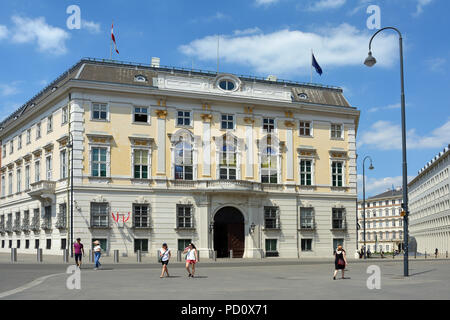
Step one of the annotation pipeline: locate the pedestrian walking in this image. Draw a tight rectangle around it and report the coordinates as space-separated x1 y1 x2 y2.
73 238 84 268
367 248 371 258
183 243 198 278
159 243 171 278
435 248 439 258
333 245 348 280
93 240 102 270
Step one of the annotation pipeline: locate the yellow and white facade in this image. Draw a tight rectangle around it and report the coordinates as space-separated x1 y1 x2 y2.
0 58 360 258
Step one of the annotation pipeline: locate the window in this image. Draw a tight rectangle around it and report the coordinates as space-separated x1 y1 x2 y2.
35 161 40 182
263 118 275 133
264 207 279 229
261 145 277 184
62 107 68 125
298 93 308 100
35 239 39 249
25 239 30 249
332 208 345 230
177 205 193 229
221 114 234 130
177 111 191 127
36 122 41 139
219 136 237 180
16 169 21 193
8 172 12 195
47 115 53 133
92 103 108 120
57 204 67 229
175 142 193 180
1 176 5 197
46 156 52 180
60 150 67 179
90 203 109 228
299 121 312 136
331 161 344 187
134 239 149 253
92 239 107 252
9 140 13 154
178 239 192 251
301 239 313 251
219 80 235 91
300 207 314 229
300 160 312 186
26 129 31 144
46 239 52 250
91 148 107 177
61 239 67 250
134 75 147 83
133 150 149 179
331 124 343 139
18 135 22 150
265 239 278 257
134 107 149 123
133 204 150 228
333 239 344 252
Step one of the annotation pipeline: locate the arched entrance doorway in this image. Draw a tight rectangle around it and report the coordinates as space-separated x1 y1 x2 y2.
214 207 245 258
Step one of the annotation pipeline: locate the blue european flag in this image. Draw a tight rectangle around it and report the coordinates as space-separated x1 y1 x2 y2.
312 54 323 76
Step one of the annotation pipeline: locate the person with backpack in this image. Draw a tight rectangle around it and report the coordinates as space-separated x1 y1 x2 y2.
159 243 171 278
333 245 348 280
183 243 198 278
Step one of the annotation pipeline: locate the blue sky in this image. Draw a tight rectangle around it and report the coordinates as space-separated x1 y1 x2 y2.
0 0 448 198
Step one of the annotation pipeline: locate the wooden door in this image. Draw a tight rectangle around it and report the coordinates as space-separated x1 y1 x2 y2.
228 223 244 258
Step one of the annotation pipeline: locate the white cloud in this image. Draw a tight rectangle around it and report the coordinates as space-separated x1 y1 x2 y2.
233 27 262 36
358 119 450 151
82 20 101 34
368 103 401 113
179 24 398 76
255 0 279 6
414 0 433 16
0 25 8 40
357 174 414 198
426 57 446 73
307 0 346 12
10 15 70 55
190 12 230 24
0 83 19 96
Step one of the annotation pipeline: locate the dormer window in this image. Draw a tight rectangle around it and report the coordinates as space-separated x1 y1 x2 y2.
219 80 235 91
298 93 308 100
134 75 147 83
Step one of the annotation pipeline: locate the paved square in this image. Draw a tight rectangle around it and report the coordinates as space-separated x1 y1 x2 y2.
1 259 449 300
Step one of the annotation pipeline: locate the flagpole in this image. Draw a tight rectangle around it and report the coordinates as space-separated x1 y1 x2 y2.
110 20 113 60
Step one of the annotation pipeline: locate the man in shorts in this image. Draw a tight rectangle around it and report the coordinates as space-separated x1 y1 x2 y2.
73 238 84 268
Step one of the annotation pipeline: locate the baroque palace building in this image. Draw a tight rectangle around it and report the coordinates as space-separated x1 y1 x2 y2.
357 188 404 253
0 58 359 258
409 145 450 254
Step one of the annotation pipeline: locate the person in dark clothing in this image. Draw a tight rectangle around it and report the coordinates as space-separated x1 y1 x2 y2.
333 245 348 280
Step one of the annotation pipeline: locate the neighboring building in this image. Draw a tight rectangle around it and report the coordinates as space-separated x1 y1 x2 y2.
357 188 404 253
409 145 450 254
0 58 360 258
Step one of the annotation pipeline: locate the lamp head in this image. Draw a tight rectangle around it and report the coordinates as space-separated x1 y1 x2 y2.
369 164 375 170
364 51 377 67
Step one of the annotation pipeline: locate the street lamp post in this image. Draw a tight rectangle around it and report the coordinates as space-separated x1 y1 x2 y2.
362 156 374 259
364 26 409 277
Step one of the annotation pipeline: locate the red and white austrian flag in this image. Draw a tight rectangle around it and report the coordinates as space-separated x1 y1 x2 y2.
111 23 119 54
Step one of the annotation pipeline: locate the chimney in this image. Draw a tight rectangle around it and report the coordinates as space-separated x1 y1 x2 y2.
151 57 160 68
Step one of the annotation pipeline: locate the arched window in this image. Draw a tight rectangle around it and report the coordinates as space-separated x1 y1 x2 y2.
261 136 278 184
175 141 193 180
219 135 237 180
